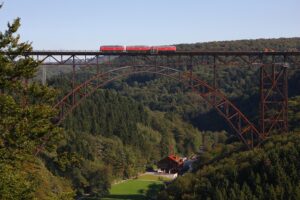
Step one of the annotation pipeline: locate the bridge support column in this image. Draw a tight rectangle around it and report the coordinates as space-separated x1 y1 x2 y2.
213 56 218 105
213 56 217 89
188 56 193 88
42 65 47 85
260 62 288 136
72 55 76 106
96 55 99 74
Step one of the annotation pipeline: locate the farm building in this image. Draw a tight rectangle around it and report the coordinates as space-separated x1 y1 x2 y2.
157 154 184 174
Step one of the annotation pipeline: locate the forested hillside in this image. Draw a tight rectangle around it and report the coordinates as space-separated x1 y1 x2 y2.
156 95 300 200
158 132 300 200
176 38 300 51
42 38 300 199
41 89 203 198
1 15 299 200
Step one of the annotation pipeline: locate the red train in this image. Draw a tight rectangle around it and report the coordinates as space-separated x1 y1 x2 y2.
99 45 176 53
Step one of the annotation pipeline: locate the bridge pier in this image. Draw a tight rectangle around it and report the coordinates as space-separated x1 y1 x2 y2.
42 65 47 85
72 56 76 106
259 62 289 136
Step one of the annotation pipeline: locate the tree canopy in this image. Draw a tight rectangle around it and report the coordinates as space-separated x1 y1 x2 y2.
0 13 66 199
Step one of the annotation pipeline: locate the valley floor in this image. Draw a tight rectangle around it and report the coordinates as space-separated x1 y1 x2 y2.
101 174 171 200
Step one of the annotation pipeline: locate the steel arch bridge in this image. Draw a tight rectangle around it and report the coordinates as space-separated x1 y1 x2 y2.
54 65 262 148
3 50 300 149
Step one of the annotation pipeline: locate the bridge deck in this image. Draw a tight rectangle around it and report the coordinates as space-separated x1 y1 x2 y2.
3 50 300 56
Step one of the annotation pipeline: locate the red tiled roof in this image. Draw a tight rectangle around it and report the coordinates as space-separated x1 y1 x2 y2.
167 154 183 165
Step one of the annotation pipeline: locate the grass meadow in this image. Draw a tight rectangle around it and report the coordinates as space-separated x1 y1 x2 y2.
101 174 171 200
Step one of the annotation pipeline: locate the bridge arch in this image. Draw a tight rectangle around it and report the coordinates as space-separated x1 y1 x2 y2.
54 65 263 148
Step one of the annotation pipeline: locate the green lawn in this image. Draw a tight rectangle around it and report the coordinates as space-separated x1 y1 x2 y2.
101 174 167 200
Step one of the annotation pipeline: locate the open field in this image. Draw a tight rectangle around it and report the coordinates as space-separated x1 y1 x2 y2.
101 174 171 200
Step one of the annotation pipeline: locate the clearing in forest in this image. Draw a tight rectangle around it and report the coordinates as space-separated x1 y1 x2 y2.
102 174 171 200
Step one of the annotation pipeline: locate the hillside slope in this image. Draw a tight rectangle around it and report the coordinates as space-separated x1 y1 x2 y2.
41 38 300 199
158 131 300 200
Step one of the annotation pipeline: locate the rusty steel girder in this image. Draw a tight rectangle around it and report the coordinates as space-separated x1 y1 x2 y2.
51 65 263 149
23 51 299 154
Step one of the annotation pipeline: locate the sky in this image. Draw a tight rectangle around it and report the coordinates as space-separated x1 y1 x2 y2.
0 0 299 50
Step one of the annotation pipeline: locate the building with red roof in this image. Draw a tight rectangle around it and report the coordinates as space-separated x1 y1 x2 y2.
157 154 184 174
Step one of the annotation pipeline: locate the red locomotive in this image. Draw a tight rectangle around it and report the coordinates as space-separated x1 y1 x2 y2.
152 46 177 52
100 45 125 52
99 45 176 53
126 46 152 52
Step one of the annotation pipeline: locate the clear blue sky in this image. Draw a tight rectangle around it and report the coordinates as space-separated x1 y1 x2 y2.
0 0 299 50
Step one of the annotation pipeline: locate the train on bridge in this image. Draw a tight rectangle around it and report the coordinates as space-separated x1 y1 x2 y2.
99 45 176 53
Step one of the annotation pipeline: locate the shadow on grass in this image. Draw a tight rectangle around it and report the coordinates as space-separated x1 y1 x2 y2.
146 183 164 200
103 194 146 200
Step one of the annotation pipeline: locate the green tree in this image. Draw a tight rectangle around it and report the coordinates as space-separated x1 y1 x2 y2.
0 8 60 199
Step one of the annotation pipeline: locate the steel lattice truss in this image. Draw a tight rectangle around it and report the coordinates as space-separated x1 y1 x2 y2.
11 50 300 67
51 65 261 149
260 64 288 137
2 50 300 151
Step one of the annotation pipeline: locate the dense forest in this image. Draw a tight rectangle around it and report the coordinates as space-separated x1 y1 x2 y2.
41 90 203 198
1 11 300 199
43 38 300 199
158 131 300 200
157 95 300 200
